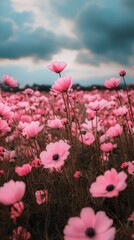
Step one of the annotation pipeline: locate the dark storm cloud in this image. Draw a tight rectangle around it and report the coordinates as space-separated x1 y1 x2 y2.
0 19 14 41
0 25 80 60
75 0 134 65
0 0 80 60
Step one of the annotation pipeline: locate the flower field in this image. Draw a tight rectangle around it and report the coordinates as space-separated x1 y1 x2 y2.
0 62 134 240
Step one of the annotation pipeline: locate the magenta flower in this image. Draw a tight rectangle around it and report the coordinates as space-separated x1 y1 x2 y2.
40 140 71 170
89 168 127 198
51 76 72 93
104 77 120 89
48 61 67 73
73 171 81 180
35 190 48 205
0 180 26 205
15 164 32 176
64 207 116 240
2 75 18 87
119 70 126 77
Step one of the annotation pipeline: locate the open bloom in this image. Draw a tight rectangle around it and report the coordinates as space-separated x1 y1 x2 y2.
0 180 26 205
2 75 18 87
104 77 120 89
48 61 67 73
22 121 44 138
40 140 70 169
51 76 72 93
47 117 64 129
87 99 107 111
64 207 116 240
89 168 127 198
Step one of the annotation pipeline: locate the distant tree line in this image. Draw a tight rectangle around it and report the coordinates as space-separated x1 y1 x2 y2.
0 83 134 92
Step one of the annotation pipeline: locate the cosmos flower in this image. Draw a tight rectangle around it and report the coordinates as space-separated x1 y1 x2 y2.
40 140 70 170
10 226 31 240
51 76 72 93
48 61 67 73
64 207 116 240
15 164 32 176
79 132 95 146
106 124 123 138
10 201 24 222
2 75 18 87
89 168 127 198
104 77 120 89
0 180 26 205
100 142 114 152
22 121 44 138
35 190 48 205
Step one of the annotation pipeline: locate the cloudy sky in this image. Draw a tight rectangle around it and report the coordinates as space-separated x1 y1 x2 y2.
0 0 134 86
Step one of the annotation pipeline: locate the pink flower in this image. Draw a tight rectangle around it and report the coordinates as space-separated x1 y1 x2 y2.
48 61 67 73
127 161 134 175
15 164 32 176
100 142 114 152
0 169 4 174
79 132 95 146
35 190 48 205
113 106 128 116
87 99 107 111
23 88 34 95
0 119 11 135
47 117 64 129
10 226 31 240
119 70 126 77
31 158 42 167
64 207 116 240
51 76 72 93
0 103 13 119
10 201 24 222
22 121 44 138
106 124 123 138
128 212 134 221
40 140 70 170
0 180 26 205
73 171 81 179
120 162 129 169
2 75 18 87
104 78 120 89
89 168 127 198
